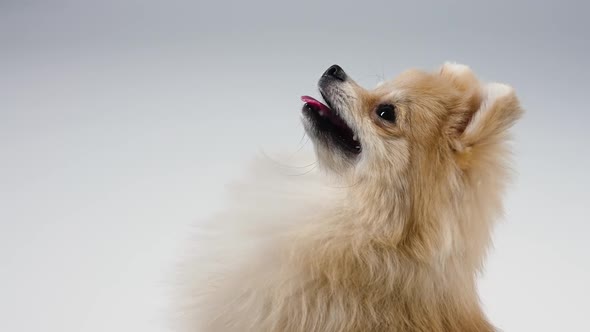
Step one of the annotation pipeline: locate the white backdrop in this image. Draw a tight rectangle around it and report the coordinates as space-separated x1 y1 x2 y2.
1 1 589 331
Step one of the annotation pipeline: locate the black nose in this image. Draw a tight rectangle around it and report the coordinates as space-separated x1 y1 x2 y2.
323 64 346 81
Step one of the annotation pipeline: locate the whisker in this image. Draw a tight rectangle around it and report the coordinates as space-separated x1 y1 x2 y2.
295 131 308 150
285 163 318 176
326 179 361 189
286 130 311 160
259 149 318 169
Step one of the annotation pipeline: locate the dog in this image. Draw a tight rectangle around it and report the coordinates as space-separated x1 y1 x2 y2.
173 63 523 331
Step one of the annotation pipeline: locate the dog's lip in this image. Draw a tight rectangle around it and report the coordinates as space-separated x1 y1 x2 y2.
301 95 361 154
301 96 331 116
301 95 349 131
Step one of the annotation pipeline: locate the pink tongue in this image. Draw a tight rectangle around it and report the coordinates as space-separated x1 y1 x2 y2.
301 95 331 114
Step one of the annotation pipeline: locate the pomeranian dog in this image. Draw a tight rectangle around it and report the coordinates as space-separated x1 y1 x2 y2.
174 63 523 332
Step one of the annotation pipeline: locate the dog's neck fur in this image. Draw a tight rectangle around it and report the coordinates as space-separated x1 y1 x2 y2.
294 163 497 331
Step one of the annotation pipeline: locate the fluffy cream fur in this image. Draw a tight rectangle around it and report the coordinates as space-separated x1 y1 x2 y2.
173 63 523 332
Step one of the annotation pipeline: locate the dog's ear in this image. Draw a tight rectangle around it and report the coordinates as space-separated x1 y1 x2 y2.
460 82 522 149
439 62 480 95
439 63 523 152
439 63 484 140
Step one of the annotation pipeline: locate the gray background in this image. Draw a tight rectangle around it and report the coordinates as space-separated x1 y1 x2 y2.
1 0 589 331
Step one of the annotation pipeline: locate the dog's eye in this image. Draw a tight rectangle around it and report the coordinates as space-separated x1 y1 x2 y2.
376 104 396 123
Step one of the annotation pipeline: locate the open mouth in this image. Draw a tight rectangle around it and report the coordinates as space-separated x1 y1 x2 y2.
301 95 361 154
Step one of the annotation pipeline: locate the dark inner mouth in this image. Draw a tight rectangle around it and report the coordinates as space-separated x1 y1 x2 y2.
301 95 361 154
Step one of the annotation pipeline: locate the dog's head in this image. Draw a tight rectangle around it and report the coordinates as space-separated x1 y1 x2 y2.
302 63 522 185
302 63 523 260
